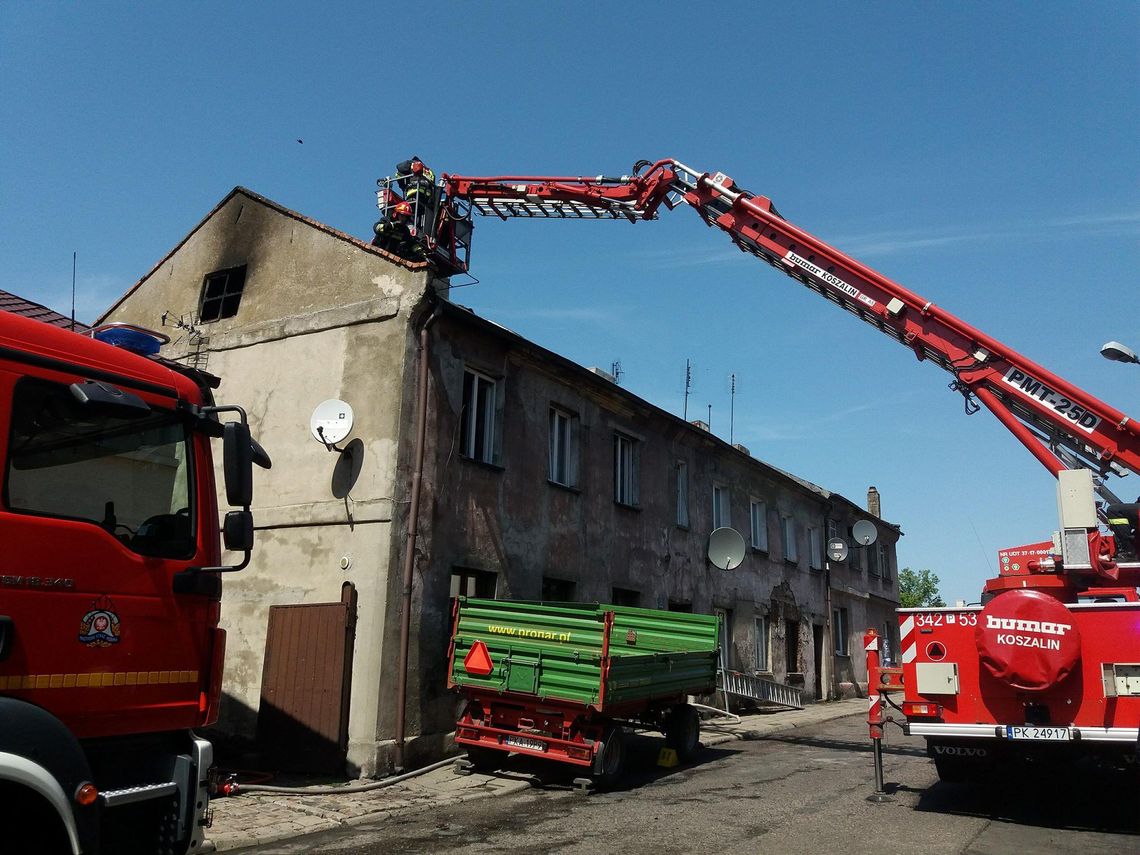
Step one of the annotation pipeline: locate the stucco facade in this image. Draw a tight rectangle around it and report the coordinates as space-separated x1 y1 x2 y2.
101 187 900 776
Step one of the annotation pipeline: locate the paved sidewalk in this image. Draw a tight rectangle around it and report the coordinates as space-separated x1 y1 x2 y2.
204 698 866 852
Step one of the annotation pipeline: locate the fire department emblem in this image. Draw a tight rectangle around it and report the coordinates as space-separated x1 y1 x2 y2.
79 596 122 647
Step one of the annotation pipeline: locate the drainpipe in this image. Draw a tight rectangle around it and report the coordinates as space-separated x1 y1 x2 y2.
394 299 441 770
823 503 834 701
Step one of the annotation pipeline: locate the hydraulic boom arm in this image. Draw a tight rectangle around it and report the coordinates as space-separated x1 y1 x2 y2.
435 159 1140 486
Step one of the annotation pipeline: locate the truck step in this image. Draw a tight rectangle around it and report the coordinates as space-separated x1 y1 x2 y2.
100 781 180 807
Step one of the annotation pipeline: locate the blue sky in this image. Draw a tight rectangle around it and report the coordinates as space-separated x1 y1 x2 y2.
2 2 1137 604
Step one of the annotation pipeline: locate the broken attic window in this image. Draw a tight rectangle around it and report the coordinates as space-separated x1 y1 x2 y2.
199 265 247 322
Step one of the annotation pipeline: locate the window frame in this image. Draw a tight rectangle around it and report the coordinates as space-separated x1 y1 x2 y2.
809 526 823 570
832 606 850 656
548 406 578 488
782 515 798 563
613 432 639 507
460 368 500 465
712 484 730 530
755 615 770 672
198 264 247 323
675 460 689 528
750 499 768 551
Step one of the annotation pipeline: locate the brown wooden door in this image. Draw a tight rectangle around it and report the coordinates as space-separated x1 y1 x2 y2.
257 583 357 774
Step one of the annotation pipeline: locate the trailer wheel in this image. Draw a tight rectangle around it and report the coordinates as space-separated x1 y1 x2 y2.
665 704 701 761
464 745 502 773
593 727 627 788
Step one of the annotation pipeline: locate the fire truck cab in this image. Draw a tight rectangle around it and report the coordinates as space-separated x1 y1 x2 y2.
0 312 267 854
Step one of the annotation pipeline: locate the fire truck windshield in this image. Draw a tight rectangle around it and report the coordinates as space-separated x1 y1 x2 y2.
6 378 195 559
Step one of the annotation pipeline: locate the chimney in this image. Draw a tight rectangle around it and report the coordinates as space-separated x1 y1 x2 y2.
867 486 881 518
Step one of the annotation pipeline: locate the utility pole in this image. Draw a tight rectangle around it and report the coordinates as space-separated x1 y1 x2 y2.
730 373 736 445
683 358 692 420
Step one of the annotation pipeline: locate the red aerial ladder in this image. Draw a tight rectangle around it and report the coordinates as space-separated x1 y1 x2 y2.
377 157 1139 574
375 157 1140 781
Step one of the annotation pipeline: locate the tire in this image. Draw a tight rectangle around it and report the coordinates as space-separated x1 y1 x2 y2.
592 726 627 788
464 745 502 772
665 704 701 762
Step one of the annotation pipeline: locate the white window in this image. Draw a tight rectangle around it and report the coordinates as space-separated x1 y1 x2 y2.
461 369 498 464
809 527 823 570
782 516 797 563
712 485 731 529
755 615 770 671
833 607 850 656
548 407 578 487
750 500 768 551
675 461 689 528
613 433 639 506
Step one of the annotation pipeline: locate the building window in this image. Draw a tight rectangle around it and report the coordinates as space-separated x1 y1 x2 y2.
782 516 798 563
199 265 247 322
750 500 768 551
712 484 730 529
450 567 497 598
548 407 578 487
833 607 850 656
880 544 892 580
611 587 641 607
542 577 577 601
461 369 499 464
714 608 732 670
667 600 692 613
827 519 839 542
675 461 689 528
809 527 823 570
613 433 639 506
867 541 881 576
755 615 770 671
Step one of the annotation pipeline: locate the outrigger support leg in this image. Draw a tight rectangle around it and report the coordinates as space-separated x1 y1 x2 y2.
865 629 895 804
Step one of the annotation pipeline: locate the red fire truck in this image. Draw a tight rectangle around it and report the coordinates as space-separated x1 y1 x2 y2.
374 157 1140 779
0 312 268 853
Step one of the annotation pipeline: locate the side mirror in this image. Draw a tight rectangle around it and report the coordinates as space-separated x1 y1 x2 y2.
223 510 254 552
223 422 254 507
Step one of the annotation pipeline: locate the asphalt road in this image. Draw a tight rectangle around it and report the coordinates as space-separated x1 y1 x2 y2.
235 714 1139 855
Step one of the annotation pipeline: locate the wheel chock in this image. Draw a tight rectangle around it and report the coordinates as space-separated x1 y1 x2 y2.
657 747 679 768
572 776 594 793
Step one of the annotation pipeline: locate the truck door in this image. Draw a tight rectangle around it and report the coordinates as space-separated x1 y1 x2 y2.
0 365 213 738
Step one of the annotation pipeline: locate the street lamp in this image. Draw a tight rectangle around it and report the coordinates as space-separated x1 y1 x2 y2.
1100 341 1139 365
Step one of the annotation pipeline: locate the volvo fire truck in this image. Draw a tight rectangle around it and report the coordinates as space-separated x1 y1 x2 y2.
374 157 1140 778
0 313 268 853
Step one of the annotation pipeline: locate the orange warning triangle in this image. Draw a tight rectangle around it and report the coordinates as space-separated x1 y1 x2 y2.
463 640 494 676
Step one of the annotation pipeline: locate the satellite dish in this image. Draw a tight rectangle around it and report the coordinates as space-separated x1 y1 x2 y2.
827 537 849 563
708 527 747 571
852 520 878 547
310 399 354 446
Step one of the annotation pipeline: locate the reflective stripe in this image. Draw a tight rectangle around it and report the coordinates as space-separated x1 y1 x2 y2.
0 670 198 690
900 615 915 641
901 643 917 664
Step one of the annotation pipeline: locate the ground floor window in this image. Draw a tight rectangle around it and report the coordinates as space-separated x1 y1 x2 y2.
755 615 770 671
450 567 497 598
832 607 850 656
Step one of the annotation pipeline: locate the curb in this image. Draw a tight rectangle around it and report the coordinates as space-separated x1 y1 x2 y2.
209 701 864 852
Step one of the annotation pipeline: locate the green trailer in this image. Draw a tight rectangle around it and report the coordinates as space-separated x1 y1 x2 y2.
448 597 719 785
